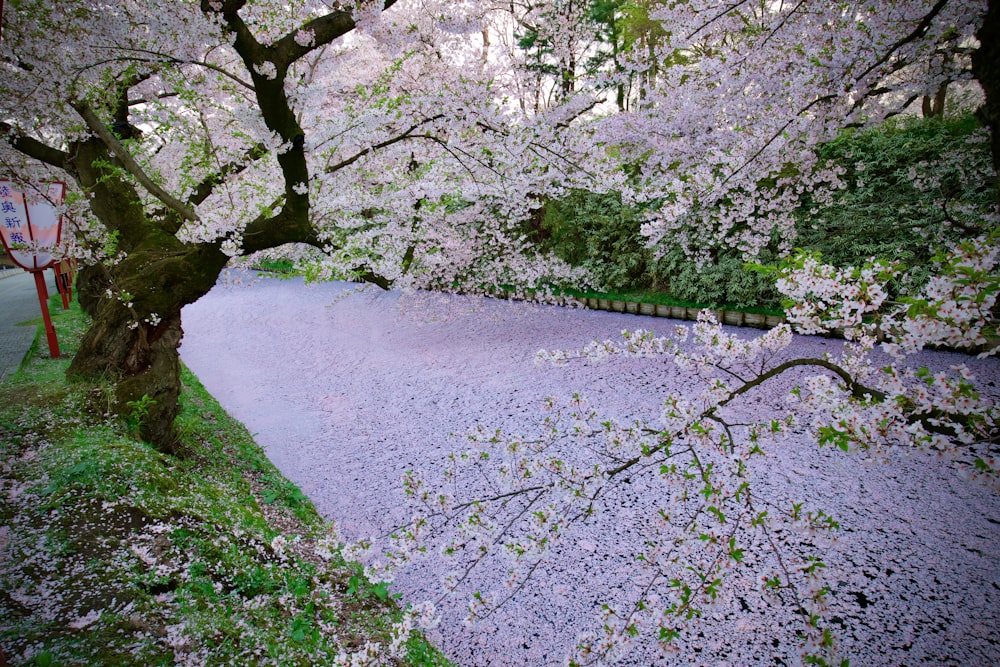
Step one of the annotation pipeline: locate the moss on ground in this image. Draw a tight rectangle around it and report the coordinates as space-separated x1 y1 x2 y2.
0 296 450 667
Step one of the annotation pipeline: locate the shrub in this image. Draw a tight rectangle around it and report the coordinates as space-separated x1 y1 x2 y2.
536 113 994 311
796 113 995 293
539 190 648 291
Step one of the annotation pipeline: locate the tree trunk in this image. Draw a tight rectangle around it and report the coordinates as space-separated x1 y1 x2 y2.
921 82 948 118
973 0 1000 190
66 139 229 454
69 246 228 452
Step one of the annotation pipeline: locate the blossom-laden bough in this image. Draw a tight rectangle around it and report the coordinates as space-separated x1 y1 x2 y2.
351 237 998 666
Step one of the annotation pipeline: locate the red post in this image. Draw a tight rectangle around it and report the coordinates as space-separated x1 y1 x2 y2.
52 265 69 309
33 269 60 358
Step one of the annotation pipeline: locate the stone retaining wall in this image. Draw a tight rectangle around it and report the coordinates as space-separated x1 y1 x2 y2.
568 295 997 354
574 296 785 330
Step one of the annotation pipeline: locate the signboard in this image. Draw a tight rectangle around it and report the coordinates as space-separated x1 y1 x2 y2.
0 180 67 359
0 180 66 270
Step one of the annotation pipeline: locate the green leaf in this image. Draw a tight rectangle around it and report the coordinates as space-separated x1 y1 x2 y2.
817 426 850 452
373 581 391 601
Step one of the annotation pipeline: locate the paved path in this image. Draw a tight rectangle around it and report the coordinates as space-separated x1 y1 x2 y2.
0 269 59 381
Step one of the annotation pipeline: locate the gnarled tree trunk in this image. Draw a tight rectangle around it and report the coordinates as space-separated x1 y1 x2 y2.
70 249 229 452
67 139 229 453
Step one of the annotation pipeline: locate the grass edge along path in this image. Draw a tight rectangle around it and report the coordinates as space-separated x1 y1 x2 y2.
0 297 451 667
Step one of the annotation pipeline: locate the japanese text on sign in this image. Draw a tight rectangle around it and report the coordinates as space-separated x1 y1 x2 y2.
0 181 66 271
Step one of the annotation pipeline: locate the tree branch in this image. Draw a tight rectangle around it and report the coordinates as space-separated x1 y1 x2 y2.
72 102 199 222
718 357 886 406
271 9 365 66
686 0 753 40
1 123 71 170
718 93 838 190
324 116 444 174
113 48 257 91
603 358 886 480
187 142 268 207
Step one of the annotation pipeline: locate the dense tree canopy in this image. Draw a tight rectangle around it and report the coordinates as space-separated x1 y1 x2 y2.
2 0 998 663
0 0 598 447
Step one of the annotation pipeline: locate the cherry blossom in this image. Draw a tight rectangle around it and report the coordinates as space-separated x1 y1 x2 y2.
1 0 997 664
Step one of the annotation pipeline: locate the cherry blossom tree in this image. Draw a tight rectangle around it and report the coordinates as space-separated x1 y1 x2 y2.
0 0 596 450
352 1 1000 665
2 1 998 661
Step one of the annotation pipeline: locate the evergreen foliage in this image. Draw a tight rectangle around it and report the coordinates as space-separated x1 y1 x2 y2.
539 190 648 291
797 113 995 292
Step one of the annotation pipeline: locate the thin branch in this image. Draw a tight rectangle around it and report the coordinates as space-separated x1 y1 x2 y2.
604 358 884 480
686 0 753 40
717 357 885 407
453 484 549 512
436 488 546 606
324 115 444 174
108 47 257 91
187 142 268 207
759 0 808 48
128 91 181 105
718 93 838 190
473 557 545 620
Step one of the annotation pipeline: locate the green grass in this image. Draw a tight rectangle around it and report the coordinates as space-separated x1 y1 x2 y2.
249 258 299 276
0 296 451 667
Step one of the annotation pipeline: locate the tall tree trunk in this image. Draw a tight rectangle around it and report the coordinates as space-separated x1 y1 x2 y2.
973 0 1000 190
67 139 229 453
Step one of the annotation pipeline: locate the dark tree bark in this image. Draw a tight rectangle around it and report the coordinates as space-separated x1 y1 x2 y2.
973 0 1000 191
921 82 948 118
66 138 230 452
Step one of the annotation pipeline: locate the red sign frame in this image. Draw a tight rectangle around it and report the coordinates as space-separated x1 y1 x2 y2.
0 180 67 358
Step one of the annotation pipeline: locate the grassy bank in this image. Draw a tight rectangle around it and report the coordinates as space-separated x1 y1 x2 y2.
0 298 449 666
